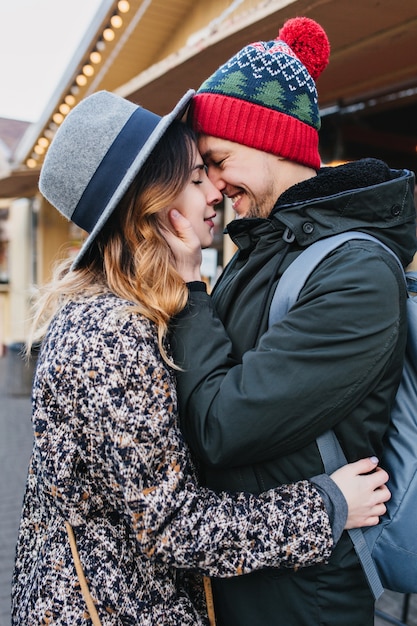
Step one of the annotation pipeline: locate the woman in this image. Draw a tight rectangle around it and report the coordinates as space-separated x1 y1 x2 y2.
11 90 389 626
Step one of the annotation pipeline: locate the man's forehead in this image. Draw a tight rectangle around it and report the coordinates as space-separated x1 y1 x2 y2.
198 135 233 159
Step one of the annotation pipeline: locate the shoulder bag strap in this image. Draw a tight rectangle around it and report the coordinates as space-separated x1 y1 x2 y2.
65 521 102 626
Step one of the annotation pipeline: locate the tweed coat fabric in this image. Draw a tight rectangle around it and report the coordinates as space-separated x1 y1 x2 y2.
11 293 334 625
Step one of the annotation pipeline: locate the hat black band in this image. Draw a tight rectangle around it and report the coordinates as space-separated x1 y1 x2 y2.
72 107 161 233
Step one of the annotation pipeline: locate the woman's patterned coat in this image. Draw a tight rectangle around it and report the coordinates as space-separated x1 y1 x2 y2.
12 293 333 625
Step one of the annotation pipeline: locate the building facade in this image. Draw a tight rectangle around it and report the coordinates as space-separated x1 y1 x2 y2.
0 0 416 351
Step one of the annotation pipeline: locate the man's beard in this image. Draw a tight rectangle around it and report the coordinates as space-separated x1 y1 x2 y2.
243 192 276 219
243 205 265 219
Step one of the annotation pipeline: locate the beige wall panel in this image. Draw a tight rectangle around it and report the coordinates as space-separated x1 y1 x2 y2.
8 198 32 342
36 199 71 285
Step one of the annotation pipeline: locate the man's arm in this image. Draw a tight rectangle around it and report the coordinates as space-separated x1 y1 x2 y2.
171 242 404 467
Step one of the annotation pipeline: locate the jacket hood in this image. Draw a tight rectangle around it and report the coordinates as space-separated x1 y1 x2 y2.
228 158 417 267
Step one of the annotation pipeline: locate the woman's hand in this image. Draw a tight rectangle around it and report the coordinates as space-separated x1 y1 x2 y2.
330 457 391 529
162 209 203 282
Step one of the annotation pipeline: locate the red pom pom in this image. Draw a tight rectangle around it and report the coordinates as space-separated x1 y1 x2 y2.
278 17 330 80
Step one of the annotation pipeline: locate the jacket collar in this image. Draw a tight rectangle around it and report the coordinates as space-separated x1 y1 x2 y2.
275 158 397 208
225 158 417 266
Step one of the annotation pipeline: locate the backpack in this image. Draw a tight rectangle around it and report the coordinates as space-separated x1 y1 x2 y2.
269 231 417 598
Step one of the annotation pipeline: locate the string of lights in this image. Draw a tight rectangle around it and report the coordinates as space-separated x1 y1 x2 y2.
26 0 130 169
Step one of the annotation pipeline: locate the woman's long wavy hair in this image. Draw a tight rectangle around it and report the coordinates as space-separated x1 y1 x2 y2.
28 120 197 366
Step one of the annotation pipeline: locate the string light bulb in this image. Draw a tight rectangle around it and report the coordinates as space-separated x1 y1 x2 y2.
103 27 115 41
90 50 102 64
75 74 88 86
52 112 64 125
82 63 95 77
59 103 71 115
111 14 123 28
118 0 130 12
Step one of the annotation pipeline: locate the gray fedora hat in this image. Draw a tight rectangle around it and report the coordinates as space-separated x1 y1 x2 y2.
39 89 195 269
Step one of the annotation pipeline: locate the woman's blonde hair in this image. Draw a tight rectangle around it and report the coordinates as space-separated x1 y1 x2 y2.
28 121 197 366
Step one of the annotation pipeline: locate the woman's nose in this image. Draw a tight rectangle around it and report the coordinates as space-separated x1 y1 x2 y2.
207 179 224 205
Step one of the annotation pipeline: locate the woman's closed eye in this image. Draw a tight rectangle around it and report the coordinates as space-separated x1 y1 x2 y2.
192 163 207 185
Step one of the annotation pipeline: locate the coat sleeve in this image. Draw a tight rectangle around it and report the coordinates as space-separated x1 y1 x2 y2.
41 305 336 578
170 241 406 466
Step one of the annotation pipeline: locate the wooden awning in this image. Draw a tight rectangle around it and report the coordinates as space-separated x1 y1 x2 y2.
3 0 417 198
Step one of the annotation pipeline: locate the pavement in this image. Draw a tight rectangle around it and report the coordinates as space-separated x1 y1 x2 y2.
0 351 415 626
0 352 33 626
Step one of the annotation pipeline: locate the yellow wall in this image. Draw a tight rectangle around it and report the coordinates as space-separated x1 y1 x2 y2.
36 199 74 285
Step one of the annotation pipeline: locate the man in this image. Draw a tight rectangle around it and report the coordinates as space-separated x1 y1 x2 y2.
167 17 417 626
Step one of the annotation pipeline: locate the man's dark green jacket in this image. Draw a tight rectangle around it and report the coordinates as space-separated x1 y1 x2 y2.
171 158 417 626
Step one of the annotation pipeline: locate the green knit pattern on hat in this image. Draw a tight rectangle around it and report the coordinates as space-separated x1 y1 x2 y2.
197 40 320 129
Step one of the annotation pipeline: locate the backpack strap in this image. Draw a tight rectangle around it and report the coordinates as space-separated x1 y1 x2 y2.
269 231 402 600
316 431 384 599
269 231 403 326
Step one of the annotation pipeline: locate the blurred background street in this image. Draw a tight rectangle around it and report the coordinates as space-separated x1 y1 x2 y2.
0 353 32 626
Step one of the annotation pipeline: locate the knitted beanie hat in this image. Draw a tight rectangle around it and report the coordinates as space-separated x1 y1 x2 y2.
189 17 330 170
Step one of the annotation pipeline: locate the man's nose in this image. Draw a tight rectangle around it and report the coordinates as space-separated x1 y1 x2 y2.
207 167 226 192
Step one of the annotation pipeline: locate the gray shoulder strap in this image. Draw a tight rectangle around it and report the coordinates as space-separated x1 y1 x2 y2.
269 231 403 327
268 230 397 600
316 429 384 598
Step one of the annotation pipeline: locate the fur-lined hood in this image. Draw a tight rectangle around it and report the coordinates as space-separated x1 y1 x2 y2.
228 158 417 268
